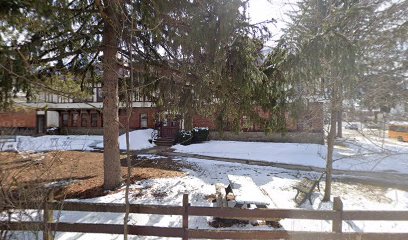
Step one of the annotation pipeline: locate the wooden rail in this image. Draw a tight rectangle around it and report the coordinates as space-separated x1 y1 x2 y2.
2 193 408 240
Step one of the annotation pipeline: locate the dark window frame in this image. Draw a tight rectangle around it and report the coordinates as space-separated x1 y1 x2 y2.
61 112 69 127
81 112 88 127
140 113 148 128
96 87 103 102
91 113 98 127
72 112 79 127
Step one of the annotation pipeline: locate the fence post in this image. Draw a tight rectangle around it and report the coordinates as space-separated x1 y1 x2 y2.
43 190 54 240
332 197 343 233
182 194 189 240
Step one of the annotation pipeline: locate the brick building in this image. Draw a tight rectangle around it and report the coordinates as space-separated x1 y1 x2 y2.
191 102 324 144
0 87 324 143
0 86 157 135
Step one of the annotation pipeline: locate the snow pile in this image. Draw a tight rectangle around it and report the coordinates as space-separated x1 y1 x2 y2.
96 129 155 150
16 135 103 152
1 129 155 153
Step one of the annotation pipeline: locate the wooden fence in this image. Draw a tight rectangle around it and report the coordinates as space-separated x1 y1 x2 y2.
1 193 408 240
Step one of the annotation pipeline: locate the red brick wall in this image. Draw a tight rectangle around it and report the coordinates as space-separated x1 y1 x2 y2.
286 102 324 132
119 108 158 129
193 115 216 130
0 109 37 128
192 102 324 133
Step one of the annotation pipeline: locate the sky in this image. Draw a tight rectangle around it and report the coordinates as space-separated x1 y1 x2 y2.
247 0 298 46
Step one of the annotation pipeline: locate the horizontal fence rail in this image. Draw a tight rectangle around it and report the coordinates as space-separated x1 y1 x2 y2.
2 194 408 240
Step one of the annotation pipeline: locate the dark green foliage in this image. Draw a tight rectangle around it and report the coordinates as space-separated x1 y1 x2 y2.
0 0 289 136
212 36 288 133
175 127 209 145
175 130 193 145
192 128 209 143
357 0 408 110
0 0 102 110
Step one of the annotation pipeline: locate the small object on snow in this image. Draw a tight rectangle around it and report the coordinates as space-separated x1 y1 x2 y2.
214 183 227 207
0 135 18 152
345 123 359 130
227 199 237 208
226 192 235 201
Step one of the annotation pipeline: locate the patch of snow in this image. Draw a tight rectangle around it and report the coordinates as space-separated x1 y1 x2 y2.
96 129 155 151
389 121 408 126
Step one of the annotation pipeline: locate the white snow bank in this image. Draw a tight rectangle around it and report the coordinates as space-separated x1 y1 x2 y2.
15 135 103 152
96 129 155 150
0 129 155 153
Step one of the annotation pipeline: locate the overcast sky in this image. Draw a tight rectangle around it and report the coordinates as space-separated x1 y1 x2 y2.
247 0 298 46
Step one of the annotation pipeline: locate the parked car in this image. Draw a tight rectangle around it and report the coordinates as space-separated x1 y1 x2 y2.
345 123 359 130
46 127 60 135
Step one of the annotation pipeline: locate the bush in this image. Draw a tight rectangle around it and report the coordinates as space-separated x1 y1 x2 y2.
192 127 209 143
175 128 209 145
175 130 193 145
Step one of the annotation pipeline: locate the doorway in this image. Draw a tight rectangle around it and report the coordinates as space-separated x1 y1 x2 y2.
37 115 46 134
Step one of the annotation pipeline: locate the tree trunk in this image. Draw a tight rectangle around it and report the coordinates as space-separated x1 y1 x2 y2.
323 100 337 202
184 109 193 131
337 82 343 138
182 87 194 131
337 109 342 138
102 2 121 190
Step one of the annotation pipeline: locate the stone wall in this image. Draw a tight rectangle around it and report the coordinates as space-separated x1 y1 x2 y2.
0 128 37 136
209 131 324 144
60 127 104 135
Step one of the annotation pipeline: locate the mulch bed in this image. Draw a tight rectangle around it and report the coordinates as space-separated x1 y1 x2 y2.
0 151 187 200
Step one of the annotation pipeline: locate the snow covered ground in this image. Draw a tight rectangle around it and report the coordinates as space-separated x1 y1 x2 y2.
174 128 408 174
4 127 408 239
2 129 155 152
6 156 408 239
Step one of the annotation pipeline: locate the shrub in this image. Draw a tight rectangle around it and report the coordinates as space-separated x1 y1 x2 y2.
175 130 193 145
192 127 209 143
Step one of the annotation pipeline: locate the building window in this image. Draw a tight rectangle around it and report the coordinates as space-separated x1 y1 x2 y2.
140 113 148 128
91 113 98 127
72 112 79 127
119 109 127 116
62 112 69 127
96 87 103 102
81 112 88 127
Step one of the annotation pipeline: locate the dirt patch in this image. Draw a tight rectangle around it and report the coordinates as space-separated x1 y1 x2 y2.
332 181 392 203
0 151 186 200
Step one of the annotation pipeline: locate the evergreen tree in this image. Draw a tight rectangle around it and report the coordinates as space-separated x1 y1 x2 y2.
358 0 408 111
142 1 286 132
280 0 374 201
0 0 287 190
